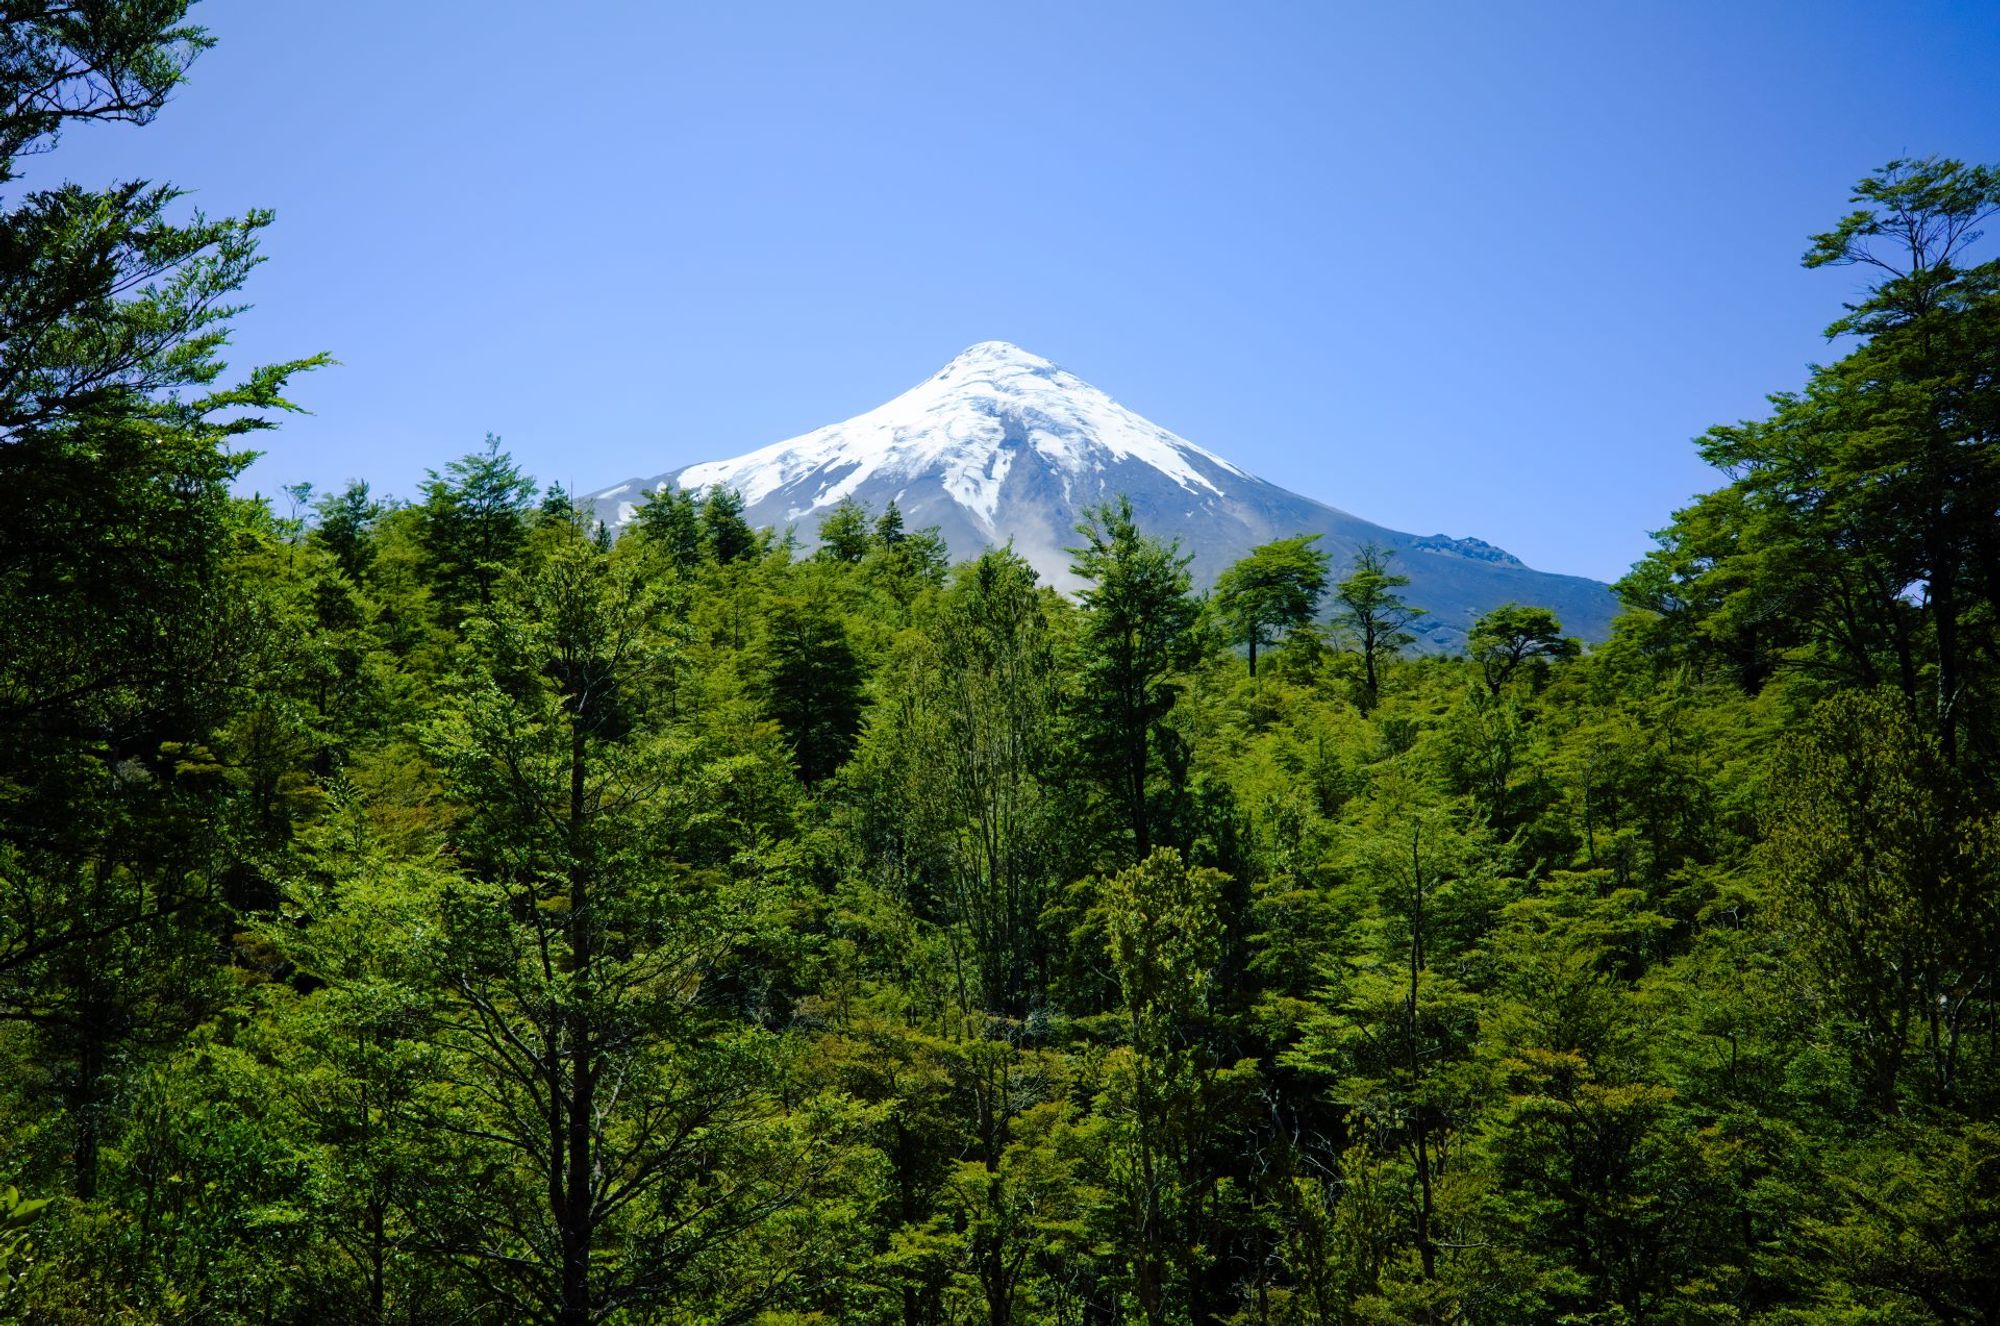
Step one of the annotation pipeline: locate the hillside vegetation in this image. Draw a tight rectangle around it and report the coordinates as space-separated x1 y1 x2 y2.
2 6 1999 1325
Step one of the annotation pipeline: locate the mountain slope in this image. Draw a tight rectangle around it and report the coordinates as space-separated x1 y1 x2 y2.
588 341 1620 647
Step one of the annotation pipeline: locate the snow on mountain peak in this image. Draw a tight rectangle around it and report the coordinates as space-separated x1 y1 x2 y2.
934 340 1056 376
657 342 1246 529
587 342 1624 647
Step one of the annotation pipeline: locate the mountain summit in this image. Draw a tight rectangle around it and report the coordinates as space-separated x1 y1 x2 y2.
589 342 1619 646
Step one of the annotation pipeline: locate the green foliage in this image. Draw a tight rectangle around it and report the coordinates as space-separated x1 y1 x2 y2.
760 591 867 785
1068 496 1203 857
408 523 866 1321
1213 534 1331 677
1097 848 1256 1325
1467 603 1579 696
701 483 757 564
310 479 381 581
1791 1122 2000 1323
0 0 321 1218
633 482 704 570
416 434 536 612
1625 157 2000 771
0 1183 50 1314
1763 691 1996 1110
851 548 1072 1012
867 512 951 593
876 497 907 546
816 496 874 563
2 34 1995 1321
1334 543 1424 702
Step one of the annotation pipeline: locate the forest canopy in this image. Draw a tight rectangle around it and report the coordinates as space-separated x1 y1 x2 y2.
2 6 1999 1325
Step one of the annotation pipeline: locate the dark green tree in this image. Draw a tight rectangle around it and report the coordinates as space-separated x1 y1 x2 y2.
1624 157 2000 770
875 498 906 547
867 517 951 596
760 595 867 786
0 0 322 1203
633 484 703 571
312 480 382 582
701 485 756 564
815 497 873 563
1764 691 1995 1109
1212 535 1330 677
537 480 576 525
1069 497 1202 858
417 434 536 613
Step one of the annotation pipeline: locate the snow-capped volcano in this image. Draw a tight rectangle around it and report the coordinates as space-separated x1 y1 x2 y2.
674 340 1244 528
589 342 1620 646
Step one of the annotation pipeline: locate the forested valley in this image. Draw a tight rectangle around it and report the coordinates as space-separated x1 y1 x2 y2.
3 7 1999 1325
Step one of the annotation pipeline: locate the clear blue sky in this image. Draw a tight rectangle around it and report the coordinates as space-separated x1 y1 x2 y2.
47 0 2000 581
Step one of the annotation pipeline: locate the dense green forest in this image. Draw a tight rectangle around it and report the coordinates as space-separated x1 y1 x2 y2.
2 7 1998 1325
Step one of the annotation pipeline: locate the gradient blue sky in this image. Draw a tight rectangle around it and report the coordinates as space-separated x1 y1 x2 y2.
46 1 2000 581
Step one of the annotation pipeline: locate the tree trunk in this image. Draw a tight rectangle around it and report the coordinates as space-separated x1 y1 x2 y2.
1409 827 1437 1286
367 1197 387 1325
559 722 594 1326
69 1001 108 1199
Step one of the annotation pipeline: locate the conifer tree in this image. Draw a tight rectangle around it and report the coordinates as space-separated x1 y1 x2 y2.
312 480 383 582
701 485 756 564
417 434 536 612
759 594 866 786
1069 497 1202 857
633 484 703 571
875 498 907 547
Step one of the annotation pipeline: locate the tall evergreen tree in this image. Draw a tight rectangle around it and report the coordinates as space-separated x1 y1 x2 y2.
875 498 907 547
0 0 323 1203
417 435 536 613
701 485 757 564
759 594 867 786
312 480 382 582
633 484 704 571
1069 497 1202 858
